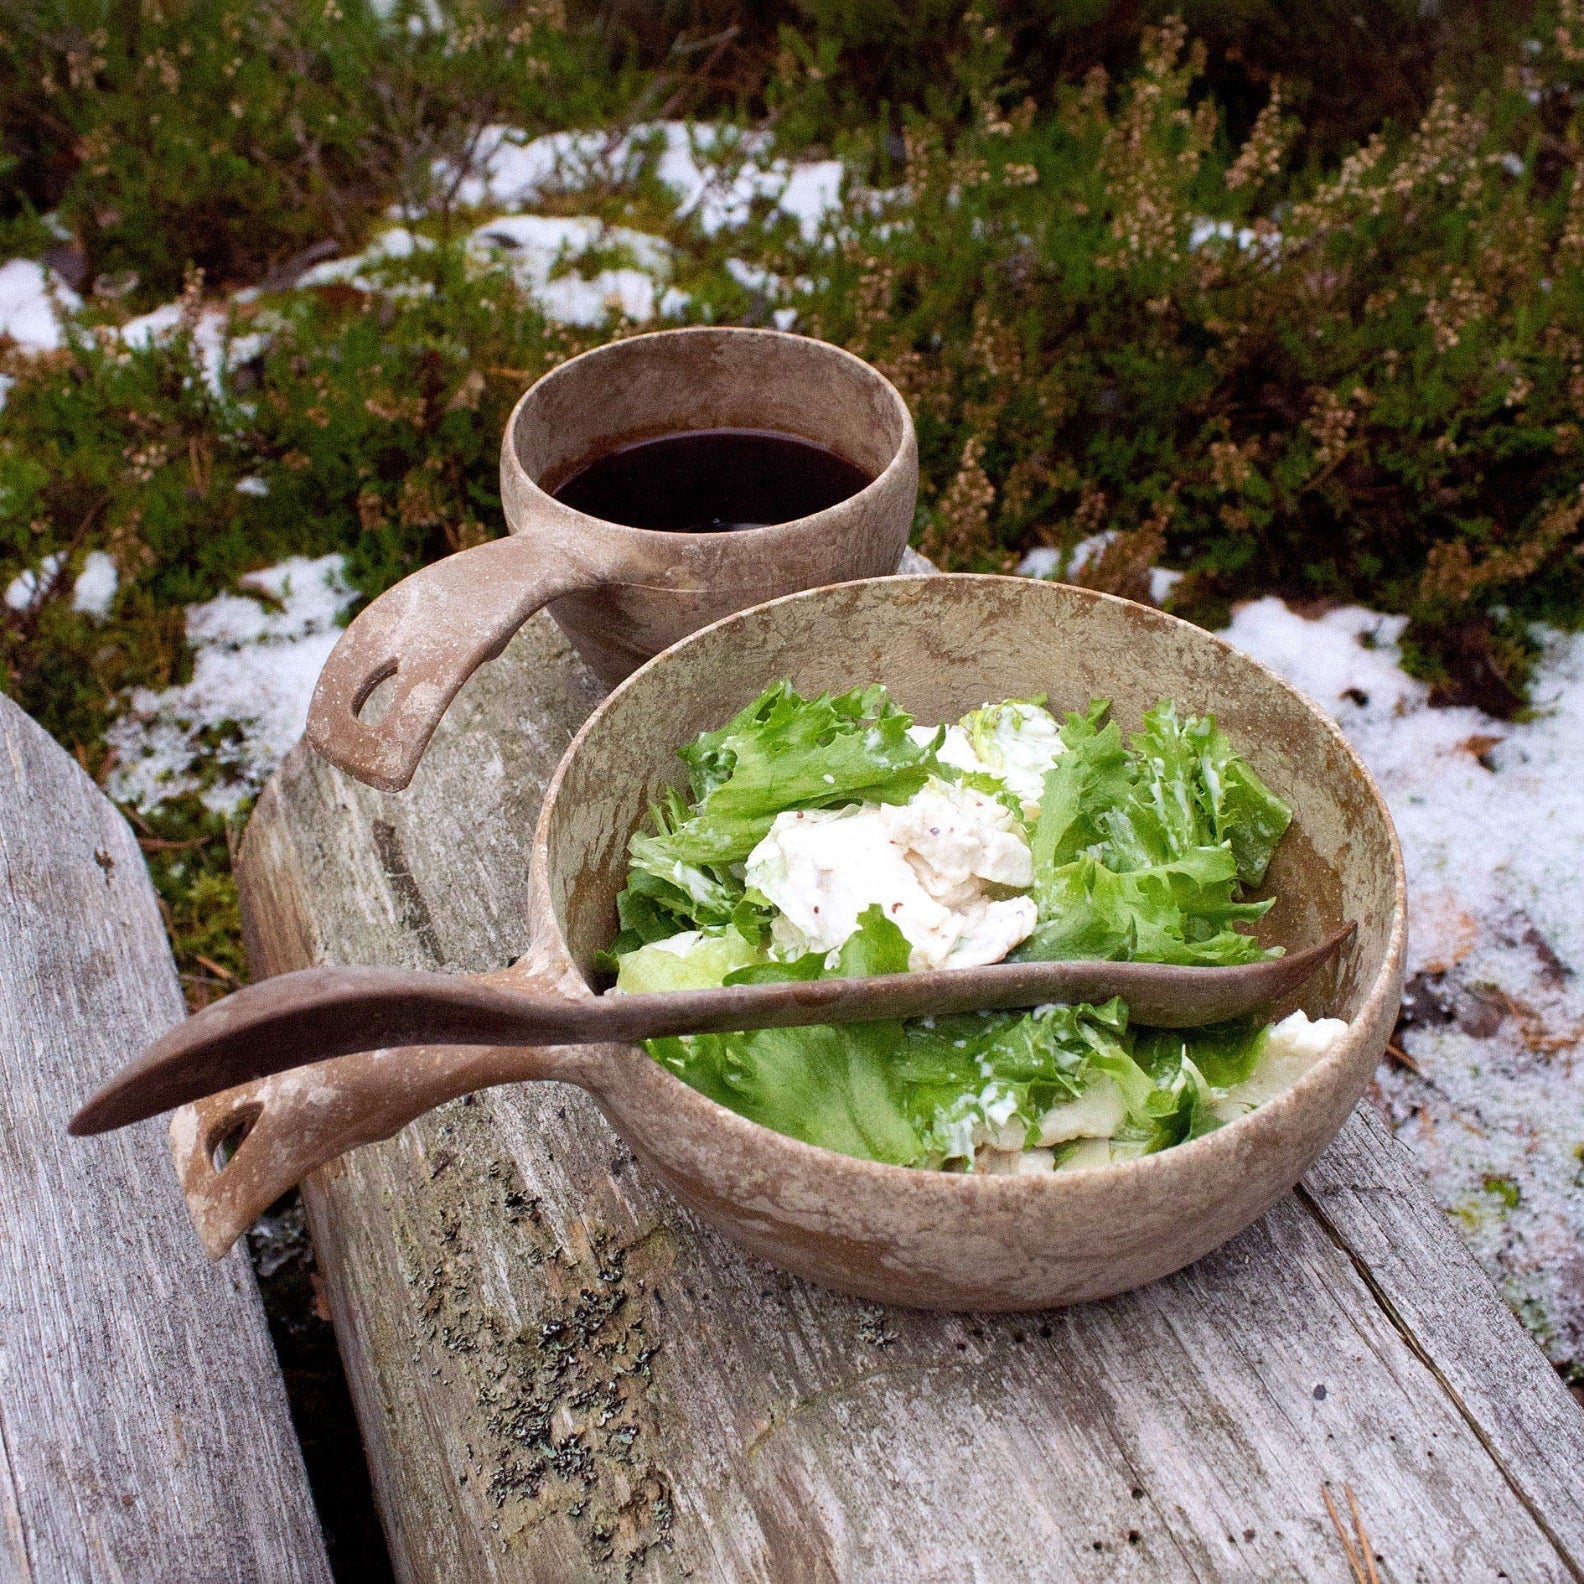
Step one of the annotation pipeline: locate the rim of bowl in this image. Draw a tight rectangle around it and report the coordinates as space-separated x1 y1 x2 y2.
537 572 1408 1195
501 326 917 542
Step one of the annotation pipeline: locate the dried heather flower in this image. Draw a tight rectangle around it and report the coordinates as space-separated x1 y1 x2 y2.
922 434 996 566
1225 78 1288 192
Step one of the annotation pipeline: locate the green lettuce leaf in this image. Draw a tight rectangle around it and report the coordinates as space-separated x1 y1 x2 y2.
1018 699 1286 968
643 681 935 869
612 925 764 994
646 908 922 1163
1115 700 1292 884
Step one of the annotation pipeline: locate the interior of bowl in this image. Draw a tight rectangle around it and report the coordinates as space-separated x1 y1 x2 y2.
512 327 909 491
540 575 1397 1025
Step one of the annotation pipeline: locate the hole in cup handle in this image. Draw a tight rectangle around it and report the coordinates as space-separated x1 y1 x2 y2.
351 658 400 724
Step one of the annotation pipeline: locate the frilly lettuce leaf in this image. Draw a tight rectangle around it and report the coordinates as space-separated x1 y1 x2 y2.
1016 699 1289 967
1109 699 1291 884
645 907 921 1163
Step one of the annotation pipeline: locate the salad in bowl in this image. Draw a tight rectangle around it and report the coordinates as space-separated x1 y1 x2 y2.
607 681 1347 1175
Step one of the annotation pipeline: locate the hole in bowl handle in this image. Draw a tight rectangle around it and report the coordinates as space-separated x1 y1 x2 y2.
171 1041 580 1259
306 534 594 791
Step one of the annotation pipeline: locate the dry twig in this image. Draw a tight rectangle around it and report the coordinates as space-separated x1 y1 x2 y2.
1323 1481 1381 1584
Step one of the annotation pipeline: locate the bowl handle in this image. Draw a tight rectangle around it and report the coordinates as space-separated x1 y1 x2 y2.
170 1040 593 1258
306 534 599 791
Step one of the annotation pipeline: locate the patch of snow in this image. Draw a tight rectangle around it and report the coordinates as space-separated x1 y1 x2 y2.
725 256 775 293
235 475 270 497
72 551 118 617
1016 531 1116 581
297 227 433 292
1017 546 1062 579
467 214 673 327
443 126 604 210
120 302 267 398
5 551 65 611
724 256 813 303
105 555 357 816
775 160 846 241
1067 531 1116 574
1188 216 1281 259
437 121 846 239
1222 597 1584 1373
1148 566 1183 605
0 258 82 352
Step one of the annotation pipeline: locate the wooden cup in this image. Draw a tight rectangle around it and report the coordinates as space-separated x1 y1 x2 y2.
305 327 918 790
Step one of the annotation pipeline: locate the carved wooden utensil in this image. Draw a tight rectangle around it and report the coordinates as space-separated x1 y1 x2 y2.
306 327 918 791
84 577 1407 1308
70 927 1355 1136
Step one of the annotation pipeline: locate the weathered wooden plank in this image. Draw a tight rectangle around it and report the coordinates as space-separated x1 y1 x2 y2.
1301 1105 1584 1562
236 601 1584 1583
0 694 332 1584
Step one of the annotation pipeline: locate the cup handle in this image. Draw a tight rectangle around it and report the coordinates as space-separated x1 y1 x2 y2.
306 534 593 791
170 1038 594 1258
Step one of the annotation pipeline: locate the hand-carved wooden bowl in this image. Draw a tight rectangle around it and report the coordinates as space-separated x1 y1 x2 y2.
526 573 1405 1309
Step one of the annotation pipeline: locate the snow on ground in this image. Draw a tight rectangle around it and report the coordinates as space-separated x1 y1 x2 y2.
5 548 118 615
1222 597 1584 1373
105 555 356 817
466 214 682 327
1 119 847 373
439 121 845 240
119 301 269 398
0 258 81 351
71 550 118 616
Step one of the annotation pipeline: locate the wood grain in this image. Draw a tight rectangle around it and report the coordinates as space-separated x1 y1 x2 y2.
234 593 1584 1584
0 694 331 1584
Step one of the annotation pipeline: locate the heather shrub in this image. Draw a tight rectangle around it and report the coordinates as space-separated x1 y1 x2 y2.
4 0 1584 996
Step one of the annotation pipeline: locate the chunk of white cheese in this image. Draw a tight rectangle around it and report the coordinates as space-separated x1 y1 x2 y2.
878 782 1032 899
744 779 1037 971
1210 1009 1349 1123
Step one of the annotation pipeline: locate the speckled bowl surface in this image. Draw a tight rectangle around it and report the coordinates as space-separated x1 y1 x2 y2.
525 574 1407 1310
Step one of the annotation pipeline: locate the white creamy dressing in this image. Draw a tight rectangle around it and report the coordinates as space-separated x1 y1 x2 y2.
744 777 1038 971
908 700 1066 813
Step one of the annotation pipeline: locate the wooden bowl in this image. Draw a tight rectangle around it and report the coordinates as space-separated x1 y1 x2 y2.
530 574 1406 1309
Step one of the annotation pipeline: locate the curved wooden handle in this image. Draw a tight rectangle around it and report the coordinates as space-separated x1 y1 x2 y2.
306 534 591 791
70 926 1356 1137
170 1042 584 1258
67 964 594 1136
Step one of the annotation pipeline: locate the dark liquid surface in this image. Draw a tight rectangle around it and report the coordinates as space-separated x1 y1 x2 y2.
551 428 873 533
